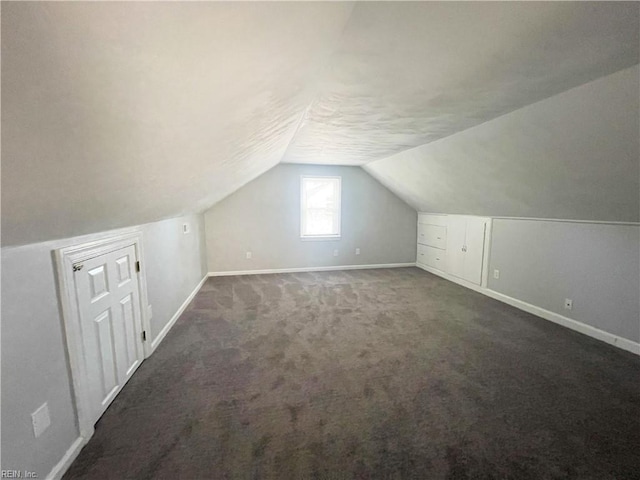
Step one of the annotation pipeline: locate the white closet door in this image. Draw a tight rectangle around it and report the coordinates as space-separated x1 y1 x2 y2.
462 217 488 285
74 245 144 424
446 216 467 280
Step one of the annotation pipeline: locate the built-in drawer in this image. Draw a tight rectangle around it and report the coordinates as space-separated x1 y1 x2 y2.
418 214 447 227
417 244 446 271
417 223 447 249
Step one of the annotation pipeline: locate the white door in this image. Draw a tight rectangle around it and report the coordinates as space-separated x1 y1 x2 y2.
462 217 487 285
446 216 467 280
74 244 144 424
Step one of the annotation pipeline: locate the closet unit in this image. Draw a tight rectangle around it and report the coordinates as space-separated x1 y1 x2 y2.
416 214 447 272
445 216 490 285
416 214 491 286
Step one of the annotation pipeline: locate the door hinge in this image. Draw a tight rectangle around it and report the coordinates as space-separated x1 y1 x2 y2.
142 330 147 342
136 261 141 272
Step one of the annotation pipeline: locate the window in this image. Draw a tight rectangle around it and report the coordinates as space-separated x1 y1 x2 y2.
300 176 341 239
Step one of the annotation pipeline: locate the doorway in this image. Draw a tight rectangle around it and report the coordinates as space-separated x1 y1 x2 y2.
55 231 151 440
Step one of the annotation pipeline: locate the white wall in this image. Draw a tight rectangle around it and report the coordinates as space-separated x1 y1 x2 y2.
1 214 207 478
488 219 639 343
365 66 640 222
205 164 417 273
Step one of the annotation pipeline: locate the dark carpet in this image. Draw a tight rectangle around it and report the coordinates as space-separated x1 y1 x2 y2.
64 268 640 480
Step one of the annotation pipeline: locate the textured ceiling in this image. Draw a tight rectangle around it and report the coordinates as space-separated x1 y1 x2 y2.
2 2 639 246
1 2 354 246
364 66 640 222
283 2 640 165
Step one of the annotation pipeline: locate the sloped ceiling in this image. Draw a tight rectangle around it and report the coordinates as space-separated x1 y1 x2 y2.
1 2 354 246
364 66 640 222
283 2 639 166
2 2 639 246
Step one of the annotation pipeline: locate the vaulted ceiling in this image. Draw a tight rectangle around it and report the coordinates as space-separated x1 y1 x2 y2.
2 2 639 246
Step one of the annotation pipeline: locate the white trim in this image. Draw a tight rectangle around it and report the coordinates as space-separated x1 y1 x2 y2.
490 216 639 226
150 275 208 352
54 230 150 441
50 260 206 479
417 212 639 226
46 436 87 480
300 235 341 242
484 289 640 355
480 218 492 288
418 263 487 294
209 263 416 277
417 263 640 356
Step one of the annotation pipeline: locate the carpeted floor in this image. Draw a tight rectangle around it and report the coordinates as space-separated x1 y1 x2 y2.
64 268 640 480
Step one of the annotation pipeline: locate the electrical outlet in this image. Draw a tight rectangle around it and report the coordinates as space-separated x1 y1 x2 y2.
333 249 339 257
182 223 190 234
493 269 500 279
355 248 360 255
32 402 51 438
246 251 252 259
564 298 573 310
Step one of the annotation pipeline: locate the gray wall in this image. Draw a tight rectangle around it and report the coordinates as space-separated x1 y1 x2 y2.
205 164 417 272
1 214 207 478
365 66 640 222
144 215 208 338
488 219 640 343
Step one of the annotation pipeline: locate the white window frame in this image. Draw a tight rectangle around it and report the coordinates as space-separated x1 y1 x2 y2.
300 175 342 240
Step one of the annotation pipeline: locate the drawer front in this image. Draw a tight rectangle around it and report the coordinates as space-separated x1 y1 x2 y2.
418 214 447 227
417 224 447 249
417 244 446 271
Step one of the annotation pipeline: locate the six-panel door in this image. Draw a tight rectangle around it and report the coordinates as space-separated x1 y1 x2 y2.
73 245 144 424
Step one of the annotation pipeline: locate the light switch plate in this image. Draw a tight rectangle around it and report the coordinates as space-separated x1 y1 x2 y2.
32 402 51 438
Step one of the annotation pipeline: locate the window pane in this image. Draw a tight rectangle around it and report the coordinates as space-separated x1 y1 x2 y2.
301 177 341 237
306 209 334 235
306 181 335 209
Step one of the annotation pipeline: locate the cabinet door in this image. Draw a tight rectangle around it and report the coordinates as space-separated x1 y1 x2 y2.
417 243 428 265
418 244 446 271
425 225 447 249
418 214 447 226
417 223 429 245
462 217 487 285
426 245 446 271
446 216 467 280
418 223 446 248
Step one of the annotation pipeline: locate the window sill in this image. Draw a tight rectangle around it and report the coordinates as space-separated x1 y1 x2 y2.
300 235 341 242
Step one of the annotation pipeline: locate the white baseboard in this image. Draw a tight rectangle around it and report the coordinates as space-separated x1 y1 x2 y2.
48 275 208 480
149 275 208 353
483 289 640 355
417 264 640 356
417 262 488 294
46 436 87 480
208 263 416 277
